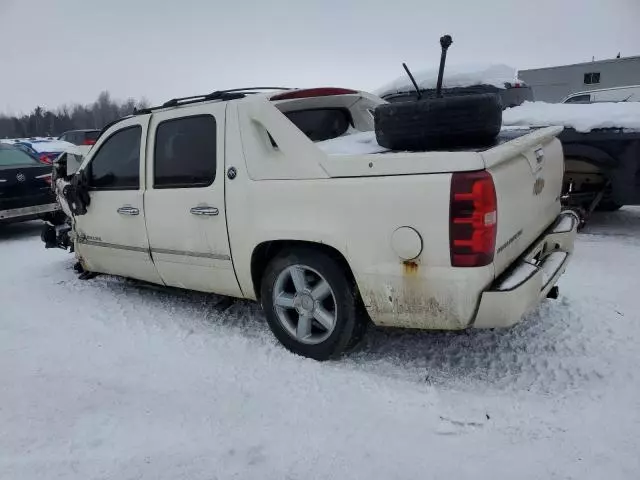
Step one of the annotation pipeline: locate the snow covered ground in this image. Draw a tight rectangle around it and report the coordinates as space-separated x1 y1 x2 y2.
2 211 640 479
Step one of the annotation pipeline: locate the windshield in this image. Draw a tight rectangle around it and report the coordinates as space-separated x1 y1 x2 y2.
0 145 40 166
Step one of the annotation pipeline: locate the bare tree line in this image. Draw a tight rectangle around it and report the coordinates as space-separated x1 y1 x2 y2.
0 91 149 139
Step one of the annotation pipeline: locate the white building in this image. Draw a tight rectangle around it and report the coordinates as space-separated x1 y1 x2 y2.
519 55 640 103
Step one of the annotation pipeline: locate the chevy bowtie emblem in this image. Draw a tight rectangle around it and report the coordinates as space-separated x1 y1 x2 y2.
533 177 545 195
16 172 26 182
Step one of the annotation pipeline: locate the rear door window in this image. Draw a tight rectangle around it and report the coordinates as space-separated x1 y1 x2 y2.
284 109 352 142
88 126 141 190
153 115 217 189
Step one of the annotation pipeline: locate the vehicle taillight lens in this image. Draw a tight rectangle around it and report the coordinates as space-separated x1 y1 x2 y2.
39 154 52 164
450 171 497 267
270 87 358 101
36 173 52 185
83 139 96 145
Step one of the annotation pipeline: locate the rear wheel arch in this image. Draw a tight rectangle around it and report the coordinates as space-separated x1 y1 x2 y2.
255 241 368 359
250 240 356 302
563 143 617 171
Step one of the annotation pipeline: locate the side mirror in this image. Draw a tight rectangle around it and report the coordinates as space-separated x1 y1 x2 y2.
67 153 84 176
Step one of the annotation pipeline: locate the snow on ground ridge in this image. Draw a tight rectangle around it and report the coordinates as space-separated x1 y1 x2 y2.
2 210 640 479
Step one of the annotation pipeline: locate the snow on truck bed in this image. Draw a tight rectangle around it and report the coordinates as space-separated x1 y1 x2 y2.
503 101 640 133
316 130 388 155
376 63 518 97
317 100 640 156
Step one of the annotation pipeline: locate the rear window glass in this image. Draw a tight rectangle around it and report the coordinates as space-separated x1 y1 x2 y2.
565 94 591 104
284 109 352 142
0 145 40 166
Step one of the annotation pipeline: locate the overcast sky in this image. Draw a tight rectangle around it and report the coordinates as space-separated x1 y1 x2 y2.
1 0 639 114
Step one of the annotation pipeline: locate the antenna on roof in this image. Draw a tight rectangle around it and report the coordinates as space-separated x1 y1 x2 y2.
402 63 422 100
435 34 453 98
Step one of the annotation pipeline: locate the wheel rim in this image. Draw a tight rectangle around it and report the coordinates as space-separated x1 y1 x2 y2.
272 264 337 345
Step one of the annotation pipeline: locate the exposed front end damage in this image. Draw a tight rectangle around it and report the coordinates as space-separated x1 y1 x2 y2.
41 152 90 254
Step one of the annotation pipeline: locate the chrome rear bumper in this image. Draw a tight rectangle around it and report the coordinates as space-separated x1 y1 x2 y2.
473 211 578 328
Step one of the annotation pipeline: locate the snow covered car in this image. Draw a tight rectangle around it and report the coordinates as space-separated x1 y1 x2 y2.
503 101 640 221
0 143 60 224
14 139 74 165
48 87 577 360
377 64 534 109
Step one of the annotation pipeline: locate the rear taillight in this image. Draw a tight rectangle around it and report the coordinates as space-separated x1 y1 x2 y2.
39 154 52 164
83 139 96 145
36 173 52 185
270 87 358 101
449 171 497 267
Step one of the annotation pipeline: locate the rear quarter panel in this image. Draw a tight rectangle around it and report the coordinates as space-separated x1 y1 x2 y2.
226 170 494 329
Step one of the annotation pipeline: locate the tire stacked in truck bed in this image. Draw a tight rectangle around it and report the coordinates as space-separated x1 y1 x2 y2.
374 93 503 151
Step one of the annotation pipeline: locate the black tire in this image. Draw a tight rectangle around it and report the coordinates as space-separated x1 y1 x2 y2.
374 93 502 151
260 248 361 360
42 210 68 226
347 297 370 351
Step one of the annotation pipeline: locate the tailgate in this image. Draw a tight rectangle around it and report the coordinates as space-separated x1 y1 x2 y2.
482 126 564 276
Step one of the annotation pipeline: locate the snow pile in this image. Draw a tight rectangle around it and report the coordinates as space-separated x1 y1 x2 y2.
376 64 518 97
503 101 640 132
316 130 388 155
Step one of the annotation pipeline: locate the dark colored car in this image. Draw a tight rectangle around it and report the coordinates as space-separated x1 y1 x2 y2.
381 82 534 109
0 144 60 224
58 129 101 146
560 128 640 223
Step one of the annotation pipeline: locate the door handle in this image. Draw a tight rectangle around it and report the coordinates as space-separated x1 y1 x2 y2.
117 206 140 216
190 206 219 216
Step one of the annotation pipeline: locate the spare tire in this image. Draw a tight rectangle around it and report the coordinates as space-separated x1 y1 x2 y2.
374 93 502 151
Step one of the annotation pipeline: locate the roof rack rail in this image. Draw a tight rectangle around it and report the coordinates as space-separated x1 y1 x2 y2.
133 87 292 115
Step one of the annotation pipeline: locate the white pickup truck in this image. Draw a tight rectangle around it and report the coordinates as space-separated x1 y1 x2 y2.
52 87 577 360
